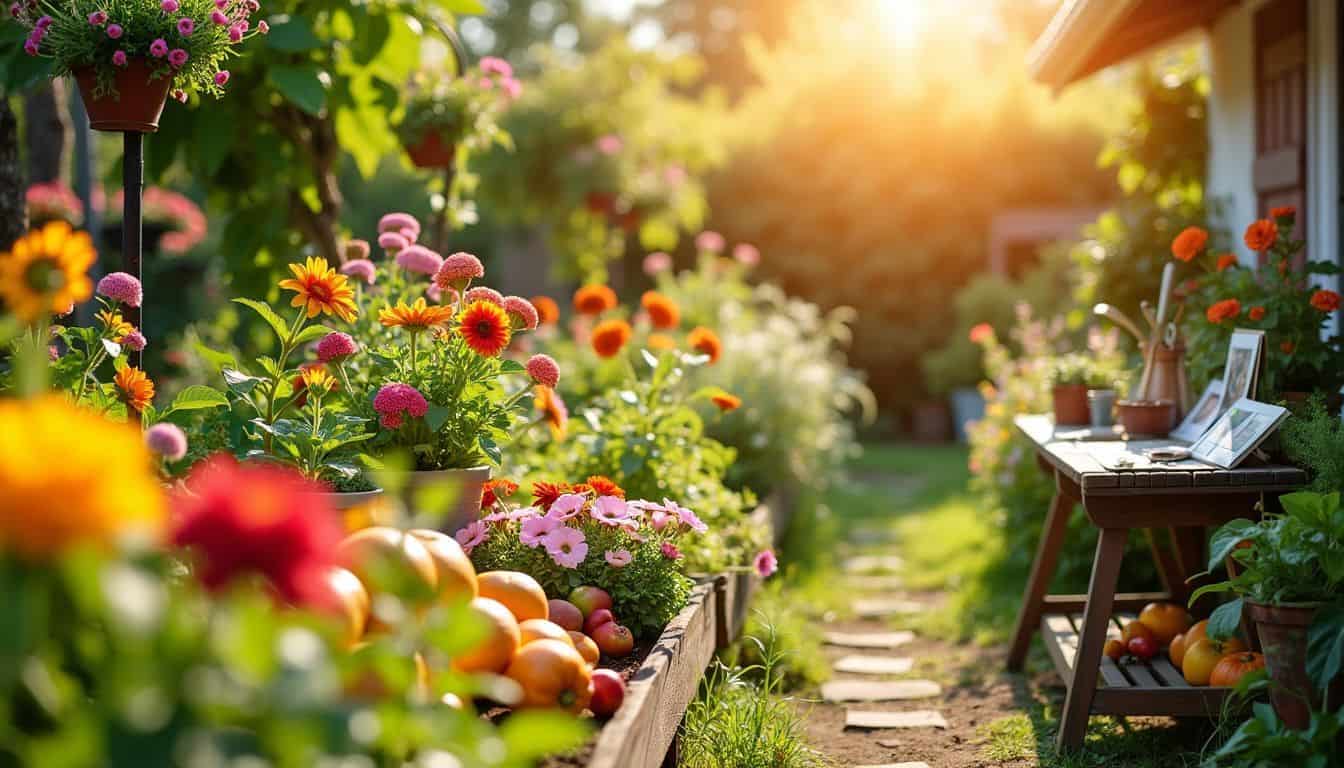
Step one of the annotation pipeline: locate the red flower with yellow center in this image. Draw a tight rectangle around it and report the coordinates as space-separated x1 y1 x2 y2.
1310 290 1341 312
532 295 560 325
279 257 358 322
458 300 512 357
710 391 742 412
573 284 618 316
640 291 681 329
1206 298 1242 324
379 297 455 331
687 326 722 363
585 475 625 499
591 319 633 358
1243 219 1278 253
115 366 155 412
1170 226 1209 262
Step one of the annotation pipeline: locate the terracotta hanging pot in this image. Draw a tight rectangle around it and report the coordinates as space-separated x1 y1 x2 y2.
74 59 172 133
405 131 457 169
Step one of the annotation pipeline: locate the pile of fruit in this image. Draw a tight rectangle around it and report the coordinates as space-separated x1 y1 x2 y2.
1103 602 1265 687
311 526 634 717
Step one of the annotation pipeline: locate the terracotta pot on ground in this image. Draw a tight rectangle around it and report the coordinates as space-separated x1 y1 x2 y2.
1116 399 1176 437
396 467 490 532
1052 384 1090 426
1246 600 1344 729
74 59 172 133
404 132 456 169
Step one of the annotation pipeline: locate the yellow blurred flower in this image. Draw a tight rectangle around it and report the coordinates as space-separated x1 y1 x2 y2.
0 221 95 322
97 309 134 342
0 396 165 559
278 257 358 322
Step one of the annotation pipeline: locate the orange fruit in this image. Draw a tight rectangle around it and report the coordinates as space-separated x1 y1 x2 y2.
569 631 600 667
410 529 478 603
1103 638 1125 661
337 527 439 632
1121 620 1155 646
306 566 370 647
1183 638 1234 685
1169 632 1188 667
505 638 594 713
452 597 521 675
477 571 549 623
1210 652 1266 687
1138 602 1193 647
519 619 576 648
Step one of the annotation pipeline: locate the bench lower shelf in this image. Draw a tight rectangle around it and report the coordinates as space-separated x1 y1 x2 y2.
1040 612 1234 717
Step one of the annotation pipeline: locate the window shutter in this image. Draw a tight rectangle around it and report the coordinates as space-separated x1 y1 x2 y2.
1253 0 1308 264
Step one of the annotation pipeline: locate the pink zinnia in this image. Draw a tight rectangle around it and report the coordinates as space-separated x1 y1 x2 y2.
526 354 559 388
395 245 443 276
546 493 586 521
377 231 408 255
316 331 357 363
145 422 188 461
168 48 188 68
592 496 630 527
465 286 504 306
209 9 227 24
695 231 725 253
754 549 778 578
642 252 672 276
214 70 229 86
150 38 169 57
479 56 512 77
454 521 488 555
88 10 107 25
434 252 485 291
542 527 588 569
338 258 376 285
378 212 420 238
372 382 428 429
106 23 123 38
519 515 559 548
343 239 371 262
604 549 632 568
595 134 623 155
160 0 178 12
96 271 142 307
122 329 146 351
504 296 539 330
660 542 682 561
176 17 193 35
732 243 760 266
670 501 707 533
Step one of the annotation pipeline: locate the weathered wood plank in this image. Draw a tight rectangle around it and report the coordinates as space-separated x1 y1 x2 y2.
1092 686 1235 717
1041 614 1080 683
1150 657 1188 688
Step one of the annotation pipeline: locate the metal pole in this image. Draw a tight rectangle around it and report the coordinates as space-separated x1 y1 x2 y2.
122 131 143 369
70 88 98 330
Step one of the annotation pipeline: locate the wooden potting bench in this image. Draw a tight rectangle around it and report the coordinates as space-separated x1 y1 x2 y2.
1005 415 1306 750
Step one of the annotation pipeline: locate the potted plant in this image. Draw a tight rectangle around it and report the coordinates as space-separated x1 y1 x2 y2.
397 57 518 170
1195 491 1344 728
15 0 265 132
1049 354 1097 426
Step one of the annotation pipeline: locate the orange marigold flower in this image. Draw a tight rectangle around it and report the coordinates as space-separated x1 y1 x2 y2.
279 257 358 322
535 385 568 440
1206 298 1242 324
481 478 519 510
458 300 512 357
1281 340 1296 354
531 480 571 510
532 295 560 325
591 319 633 358
1311 289 1341 312
1171 226 1209 262
115 366 155 413
968 323 994 344
687 326 722 363
711 391 742 412
1248 306 1267 321
640 290 681 329
1244 219 1278 252
647 332 677 351
1215 253 1238 272
573 284 618 316
379 297 455 331
1270 205 1297 220
585 476 625 499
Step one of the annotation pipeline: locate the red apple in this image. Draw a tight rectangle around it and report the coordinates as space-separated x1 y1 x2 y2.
584 608 615 636
1127 635 1157 661
589 669 624 716
568 586 613 619
593 622 634 658
548 599 584 632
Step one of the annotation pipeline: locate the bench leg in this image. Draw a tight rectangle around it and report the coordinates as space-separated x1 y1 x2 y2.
1056 527 1126 752
1007 480 1075 671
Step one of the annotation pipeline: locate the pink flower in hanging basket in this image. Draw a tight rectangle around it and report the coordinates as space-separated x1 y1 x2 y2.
542 527 588 569
214 0 228 8
642 251 671 275
168 48 188 68
210 9 227 24
87 10 107 25
176 17 193 35
604 549 632 568
150 38 168 57
172 89 187 103
228 26 241 42
214 70 229 86
160 0 178 12
106 23 123 38
257 19 268 34
111 50 128 66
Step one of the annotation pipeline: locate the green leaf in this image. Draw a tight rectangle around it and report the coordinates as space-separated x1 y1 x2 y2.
498 359 526 375
194 342 237 371
498 710 590 761
1307 604 1344 690
426 405 451 432
169 385 229 412
292 324 336 346
264 15 323 51
1207 519 1258 572
1206 598 1244 640
233 298 291 342
270 65 328 116
223 368 265 395
193 109 234 176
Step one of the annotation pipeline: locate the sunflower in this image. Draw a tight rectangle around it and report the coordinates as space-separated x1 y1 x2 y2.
278 257 358 322
640 290 681 329
536 385 568 440
591 319 633 358
458 300 513 357
379 297 455 331
0 396 165 560
0 221 96 322
687 326 722 363
573 284 618 316
115 366 156 412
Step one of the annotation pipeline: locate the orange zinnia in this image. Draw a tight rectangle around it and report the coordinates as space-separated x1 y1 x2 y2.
458 300 512 357
536 385 568 440
279 257 358 322
1215 253 1238 272
640 291 681 329
1206 298 1242 324
585 475 626 499
687 326 722 363
574 285 618 316
710 391 742 412
379 297 455 331
1170 226 1209 262
646 332 677 351
1248 306 1266 321
115 366 155 412
1244 219 1278 252
1311 289 1341 312
591 319 632 358
1270 205 1296 220
532 295 560 325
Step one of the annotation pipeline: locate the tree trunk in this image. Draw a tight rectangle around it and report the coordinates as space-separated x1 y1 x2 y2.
0 97 26 247
275 105 342 264
24 82 66 184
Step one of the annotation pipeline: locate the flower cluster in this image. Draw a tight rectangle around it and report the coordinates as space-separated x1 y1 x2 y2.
111 187 207 252
397 58 521 157
25 181 84 226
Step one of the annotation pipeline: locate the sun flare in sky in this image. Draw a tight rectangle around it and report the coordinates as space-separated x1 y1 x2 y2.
871 0 930 48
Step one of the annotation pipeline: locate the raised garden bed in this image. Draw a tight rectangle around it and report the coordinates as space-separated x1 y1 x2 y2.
711 499 775 649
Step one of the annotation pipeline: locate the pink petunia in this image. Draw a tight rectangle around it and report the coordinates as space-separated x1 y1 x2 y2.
604 549 633 568
754 549 778 578
150 38 169 57
591 495 630 527
160 0 178 12
168 48 188 68
176 17 193 35
214 70 229 86
546 493 586 521
105 23 122 38
667 499 707 533
210 9 227 24
88 10 107 25
542 527 588 569
454 521 488 555
508 506 541 521
519 515 559 548
111 50 128 67
257 19 268 33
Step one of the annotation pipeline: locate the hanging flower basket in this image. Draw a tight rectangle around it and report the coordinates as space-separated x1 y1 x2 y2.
74 59 172 133
404 132 457 169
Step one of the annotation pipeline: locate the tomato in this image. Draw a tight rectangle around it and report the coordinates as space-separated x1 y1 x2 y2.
452 597 521 675
410 529 478 603
590 668 625 717
1169 632 1188 668
519 619 576 648
1138 602 1192 647
1183 638 1247 685
1210 652 1266 687
337 527 439 631
477 571 549 623
1127 636 1157 661
306 566 370 647
569 631 600 667
1103 638 1125 661
1121 620 1155 646
505 638 594 712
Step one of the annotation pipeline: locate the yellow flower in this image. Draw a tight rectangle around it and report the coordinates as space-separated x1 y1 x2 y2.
0 395 164 559
378 297 455 331
97 309 134 342
115 366 155 413
278 257 358 322
300 364 336 396
0 221 96 322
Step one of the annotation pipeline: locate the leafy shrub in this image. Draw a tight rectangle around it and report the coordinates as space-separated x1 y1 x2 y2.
1283 395 1344 492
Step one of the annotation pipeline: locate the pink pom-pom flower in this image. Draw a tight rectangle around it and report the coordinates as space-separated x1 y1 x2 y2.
526 354 560 388
122 329 147 351
338 258 376 285
175 17 193 35
642 251 672 276
372 383 428 429
464 286 504 306
695 231 725 253
145 422 188 461
504 296 539 331
433 252 484 291
395 245 444 276
316 332 357 363
377 231 408 255
214 70 230 86
378 212 420 238
96 271 143 307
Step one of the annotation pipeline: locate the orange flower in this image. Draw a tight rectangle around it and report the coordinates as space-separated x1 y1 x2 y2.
573 285 618 316
458 300 512 357
481 478 519 510
532 295 560 325
1171 226 1209 262
968 323 994 344
710 391 742 412
1215 253 1238 272
379 297 455 331
1270 205 1296 220
1206 298 1242 324
646 333 677 351
535 385 568 440
115 366 155 412
1244 219 1278 252
96 309 135 343
640 291 681 329
1248 306 1266 321
591 319 632 358
1281 340 1296 354
687 326 722 363
279 257 358 322
585 476 625 499
1311 290 1341 312
299 364 336 396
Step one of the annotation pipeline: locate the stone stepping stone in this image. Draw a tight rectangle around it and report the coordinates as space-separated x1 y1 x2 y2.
845 710 949 730
843 555 905 574
853 598 925 618
824 631 915 649
821 680 941 702
847 575 906 592
833 655 914 675
855 763 931 768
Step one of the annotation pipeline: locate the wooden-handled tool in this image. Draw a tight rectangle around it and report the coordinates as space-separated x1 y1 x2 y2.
1136 263 1175 400
1092 303 1146 345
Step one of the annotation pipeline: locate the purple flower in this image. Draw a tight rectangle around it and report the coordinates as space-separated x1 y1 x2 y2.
395 245 444 276
604 549 632 568
547 493 586 521
214 0 228 8
754 549 778 578
96 271 142 307
105 23 122 38
11 5 23 19
160 0 178 12
228 26 241 42
176 17 193 35
519 515 559 548
122 329 146 351
542 527 588 569
592 496 630 527
150 38 169 57
168 48 187 68
144 422 188 461
454 521 488 555
338 258 376 285
214 70 229 86
23 38 38 55
87 10 107 25
34 13 50 28
209 9 227 24
315 331 357 363
660 542 682 561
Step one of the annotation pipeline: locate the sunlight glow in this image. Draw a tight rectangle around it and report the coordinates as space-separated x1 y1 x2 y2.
872 0 928 48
